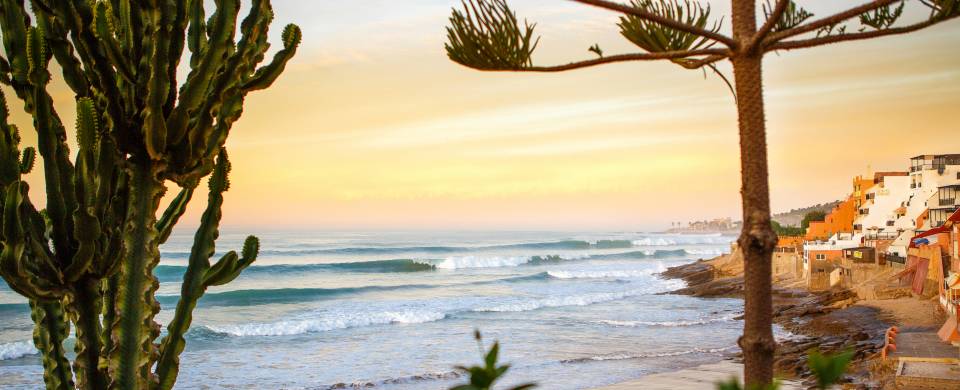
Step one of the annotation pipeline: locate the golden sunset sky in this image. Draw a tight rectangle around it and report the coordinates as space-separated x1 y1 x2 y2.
7 1 960 231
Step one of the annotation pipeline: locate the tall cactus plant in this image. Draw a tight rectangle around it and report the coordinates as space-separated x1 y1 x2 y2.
0 1 300 389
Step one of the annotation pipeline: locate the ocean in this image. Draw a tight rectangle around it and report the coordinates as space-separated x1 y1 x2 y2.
0 231 750 389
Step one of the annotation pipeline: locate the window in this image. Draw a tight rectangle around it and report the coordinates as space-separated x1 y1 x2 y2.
887 220 895 226
816 253 826 260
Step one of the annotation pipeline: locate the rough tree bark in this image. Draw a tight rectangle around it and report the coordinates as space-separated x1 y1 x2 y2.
731 0 778 386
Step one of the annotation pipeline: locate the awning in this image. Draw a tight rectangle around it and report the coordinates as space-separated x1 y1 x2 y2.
910 226 948 248
949 209 960 224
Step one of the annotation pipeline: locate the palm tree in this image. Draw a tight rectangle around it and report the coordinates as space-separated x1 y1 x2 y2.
443 0 958 386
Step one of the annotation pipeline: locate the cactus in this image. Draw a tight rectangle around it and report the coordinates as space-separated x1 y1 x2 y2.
0 1 299 389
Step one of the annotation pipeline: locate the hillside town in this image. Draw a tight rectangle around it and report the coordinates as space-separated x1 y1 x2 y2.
771 153 960 387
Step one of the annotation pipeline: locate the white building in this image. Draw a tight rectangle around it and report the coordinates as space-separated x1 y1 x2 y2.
926 184 960 229
854 173 911 241
802 232 862 277
886 154 960 258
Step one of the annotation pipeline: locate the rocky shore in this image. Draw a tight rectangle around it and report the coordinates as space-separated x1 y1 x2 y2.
661 256 891 388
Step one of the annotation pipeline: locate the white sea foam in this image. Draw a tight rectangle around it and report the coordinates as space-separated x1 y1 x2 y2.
0 340 36 361
632 234 730 246
597 313 741 328
473 290 642 313
564 346 737 363
204 278 684 338
685 248 727 256
547 269 656 280
207 309 447 337
422 254 588 270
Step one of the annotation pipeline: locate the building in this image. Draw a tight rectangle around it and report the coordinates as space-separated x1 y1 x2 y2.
855 172 910 262
887 154 960 258
805 198 858 241
930 209 960 343
802 232 861 283
927 184 959 229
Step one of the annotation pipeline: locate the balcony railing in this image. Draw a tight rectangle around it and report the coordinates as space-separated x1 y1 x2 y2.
942 198 957 206
865 232 899 240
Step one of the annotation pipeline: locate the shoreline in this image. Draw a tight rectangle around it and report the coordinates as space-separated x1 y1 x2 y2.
597 251 906 389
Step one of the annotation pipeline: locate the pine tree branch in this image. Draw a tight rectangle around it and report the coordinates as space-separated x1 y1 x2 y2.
765 13 958 52
459 47 727 72
570 0 738 48
764 0 902 44
747 0 791 52
678 53 727 69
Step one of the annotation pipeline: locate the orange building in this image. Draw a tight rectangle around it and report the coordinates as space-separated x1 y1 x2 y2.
776 236 804 252
805 175 875 241
805 198 858 241
852 175 875 211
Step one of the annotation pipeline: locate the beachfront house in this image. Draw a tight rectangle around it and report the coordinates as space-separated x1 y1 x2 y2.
855 172 911 263
917 210 960 343
802 233 861 290
886 154 960 259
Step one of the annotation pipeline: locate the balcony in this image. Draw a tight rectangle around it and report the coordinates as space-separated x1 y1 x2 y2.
865 231 899 240
942 198 958 207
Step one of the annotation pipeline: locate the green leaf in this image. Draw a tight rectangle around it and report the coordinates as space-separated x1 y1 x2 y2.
619 0 721 56
808 349 854 389
445 0 540 71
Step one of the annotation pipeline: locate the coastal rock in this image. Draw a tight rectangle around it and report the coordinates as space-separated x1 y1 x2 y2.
661 255 888 386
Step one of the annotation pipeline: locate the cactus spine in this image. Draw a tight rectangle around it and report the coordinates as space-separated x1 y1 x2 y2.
0 1 299 389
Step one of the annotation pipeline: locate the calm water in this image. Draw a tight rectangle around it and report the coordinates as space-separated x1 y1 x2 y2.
0 231 755 389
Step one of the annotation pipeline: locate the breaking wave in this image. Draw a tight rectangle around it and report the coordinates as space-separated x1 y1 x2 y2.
196 283 677 337
159 235 733 259
685 248 727 256
546 268 662 280
632 234 729 246
560 346 737 364
596 313 741 328
156 273 555 308
203 309 449 337
422 254 590 270
155 259 436 282
156 250 693 282
472 290 646 312
0 340 36 361
316 370 463 389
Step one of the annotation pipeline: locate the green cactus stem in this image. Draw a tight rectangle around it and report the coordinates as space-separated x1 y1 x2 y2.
30 300 74 390
155 150 259 389
108 166 165 389
0 1 300 388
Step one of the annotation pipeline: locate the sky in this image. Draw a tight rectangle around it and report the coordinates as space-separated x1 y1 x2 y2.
6 1 960 232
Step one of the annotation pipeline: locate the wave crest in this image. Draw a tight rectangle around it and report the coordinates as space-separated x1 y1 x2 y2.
0 340 36 361
596 313 740 328
204 310 447 337
561 346 736 363
546 268 659 280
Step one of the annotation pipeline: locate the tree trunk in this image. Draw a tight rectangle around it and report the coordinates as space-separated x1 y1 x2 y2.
731 0 778 386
